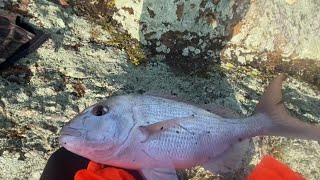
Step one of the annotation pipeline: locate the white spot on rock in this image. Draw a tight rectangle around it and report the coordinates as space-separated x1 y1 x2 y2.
182 48 189 56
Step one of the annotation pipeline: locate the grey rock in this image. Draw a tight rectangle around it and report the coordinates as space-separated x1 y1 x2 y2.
113 0 249 73
0 0 319 180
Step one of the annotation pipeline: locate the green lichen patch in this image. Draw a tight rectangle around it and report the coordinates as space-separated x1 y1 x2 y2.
69 0 147 65
99 22 147 65
70 0 117 21
222 47 320 90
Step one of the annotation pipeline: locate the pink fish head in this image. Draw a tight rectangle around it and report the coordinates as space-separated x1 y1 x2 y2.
59 96 136 162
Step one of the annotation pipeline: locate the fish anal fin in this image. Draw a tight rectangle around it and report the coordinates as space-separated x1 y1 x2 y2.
140 168 178 180
203 139 250 175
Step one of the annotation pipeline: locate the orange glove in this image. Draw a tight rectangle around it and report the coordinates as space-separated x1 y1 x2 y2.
74 161 136 180
247 155 306 180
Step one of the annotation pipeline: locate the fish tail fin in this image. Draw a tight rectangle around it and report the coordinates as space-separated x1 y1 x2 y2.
255 74 320 141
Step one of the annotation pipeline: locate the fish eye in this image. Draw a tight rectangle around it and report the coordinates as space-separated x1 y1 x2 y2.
92 105 109 116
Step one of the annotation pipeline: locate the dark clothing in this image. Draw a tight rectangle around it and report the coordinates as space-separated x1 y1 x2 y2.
40 148 143 180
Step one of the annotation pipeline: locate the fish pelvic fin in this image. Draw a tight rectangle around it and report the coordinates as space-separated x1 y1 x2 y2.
256 74 320 141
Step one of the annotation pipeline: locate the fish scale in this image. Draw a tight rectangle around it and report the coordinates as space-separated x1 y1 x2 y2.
143 116 240 164
134 104 195 122
147 129 198 161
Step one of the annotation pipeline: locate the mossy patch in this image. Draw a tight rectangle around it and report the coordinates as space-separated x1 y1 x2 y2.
222 50 320 90
70 0 146 65
99 22 147 65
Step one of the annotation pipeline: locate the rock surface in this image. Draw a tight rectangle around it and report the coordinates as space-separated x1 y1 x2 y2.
113 0 250 73
0 0 319 180
110 0 320 83
224 0 320 87
228 0 320 60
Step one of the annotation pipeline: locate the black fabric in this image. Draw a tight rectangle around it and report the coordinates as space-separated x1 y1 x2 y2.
0 13 49 70
40 148 144 180
40 148 89 180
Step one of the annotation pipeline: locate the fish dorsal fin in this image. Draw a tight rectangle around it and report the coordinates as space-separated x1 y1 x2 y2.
144 92 240 118
144 91 182 102
198 103 241 119
138 116 195 143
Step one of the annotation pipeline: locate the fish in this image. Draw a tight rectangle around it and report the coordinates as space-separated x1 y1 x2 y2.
59 74 320 180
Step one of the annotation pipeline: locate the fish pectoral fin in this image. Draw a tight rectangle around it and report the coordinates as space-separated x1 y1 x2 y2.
138 116 195 142
140 168 178 180
202 139 250 175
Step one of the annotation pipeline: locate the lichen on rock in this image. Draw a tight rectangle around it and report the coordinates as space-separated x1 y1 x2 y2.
224 0 320 88
70 0 147 65
0 0 320 180
112 0 250 74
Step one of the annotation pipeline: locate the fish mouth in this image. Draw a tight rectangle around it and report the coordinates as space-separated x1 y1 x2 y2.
59 127 82 137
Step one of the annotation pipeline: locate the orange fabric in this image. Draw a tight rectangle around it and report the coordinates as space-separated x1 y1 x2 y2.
74 161 136 180
247 155 306 180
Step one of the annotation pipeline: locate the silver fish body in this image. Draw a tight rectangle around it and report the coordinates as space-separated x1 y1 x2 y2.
102 96 261 167
59 75 320 180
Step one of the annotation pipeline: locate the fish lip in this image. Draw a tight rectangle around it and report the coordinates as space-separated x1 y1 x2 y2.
59 127 82 137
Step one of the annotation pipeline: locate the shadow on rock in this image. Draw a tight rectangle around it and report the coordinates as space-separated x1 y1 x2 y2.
139 0 250 75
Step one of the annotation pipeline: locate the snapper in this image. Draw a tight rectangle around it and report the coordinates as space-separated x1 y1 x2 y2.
59 75 320 180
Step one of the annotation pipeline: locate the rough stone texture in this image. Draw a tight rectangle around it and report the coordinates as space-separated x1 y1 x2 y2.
228 0 320 60
111 0 320 83
224 0 320 87
113 0 250 74
0 0 319 180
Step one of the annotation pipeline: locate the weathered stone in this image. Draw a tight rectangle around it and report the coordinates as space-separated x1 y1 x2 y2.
108 0 320 83
0 1 319 180
224 0 320 87
112 0 250 74
229 0 320 60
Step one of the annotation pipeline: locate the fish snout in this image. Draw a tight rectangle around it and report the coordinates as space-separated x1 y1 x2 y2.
58 126 83 148
59 126 82 137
